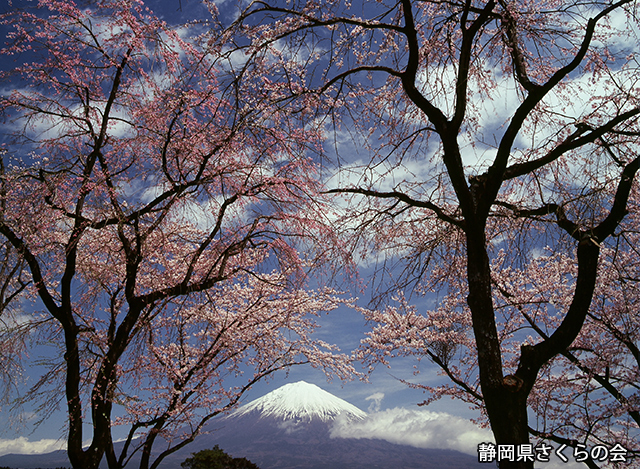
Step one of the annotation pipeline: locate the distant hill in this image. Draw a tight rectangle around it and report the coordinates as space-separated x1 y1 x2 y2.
0 449 70 469
0 381 484 469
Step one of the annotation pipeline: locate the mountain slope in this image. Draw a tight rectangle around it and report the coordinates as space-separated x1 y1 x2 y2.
206 417 482 469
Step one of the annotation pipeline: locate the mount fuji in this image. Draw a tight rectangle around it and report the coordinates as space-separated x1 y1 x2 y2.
0 381 483 469
201 381 482 469
231 380 367 423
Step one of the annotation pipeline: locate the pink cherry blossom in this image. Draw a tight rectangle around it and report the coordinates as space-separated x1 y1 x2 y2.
0 2 355 469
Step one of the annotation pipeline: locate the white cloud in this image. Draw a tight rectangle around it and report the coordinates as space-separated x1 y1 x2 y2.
0 437 65 457
277 420 305 435
364 392 384 413
330 407 590 468
330 406 492 455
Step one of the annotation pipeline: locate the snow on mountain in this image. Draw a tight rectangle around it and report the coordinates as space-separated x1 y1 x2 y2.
231 380 367 423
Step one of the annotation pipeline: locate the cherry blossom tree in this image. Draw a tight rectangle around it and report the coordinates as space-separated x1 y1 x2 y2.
236 0 640 467
0 234 29 403
0 2 353 469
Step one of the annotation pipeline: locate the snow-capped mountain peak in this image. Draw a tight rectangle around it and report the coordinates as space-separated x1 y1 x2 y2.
232 381 367 423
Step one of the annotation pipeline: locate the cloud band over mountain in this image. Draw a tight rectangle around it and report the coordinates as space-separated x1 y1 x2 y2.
330 407 492 455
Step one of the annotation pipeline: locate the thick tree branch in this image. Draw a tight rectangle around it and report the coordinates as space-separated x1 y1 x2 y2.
451 0 496 130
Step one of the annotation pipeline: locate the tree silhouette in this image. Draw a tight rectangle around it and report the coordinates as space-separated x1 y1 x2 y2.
180 446 259 469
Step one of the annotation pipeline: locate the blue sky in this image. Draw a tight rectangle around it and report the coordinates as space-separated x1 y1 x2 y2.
0 0 477 442
0 0 487 456
2 1 637 468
